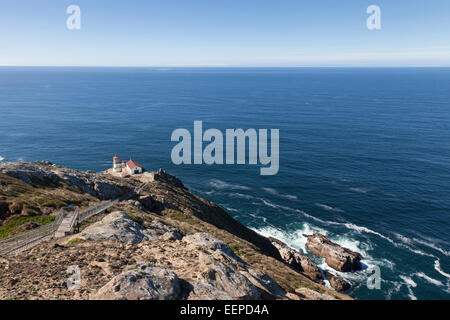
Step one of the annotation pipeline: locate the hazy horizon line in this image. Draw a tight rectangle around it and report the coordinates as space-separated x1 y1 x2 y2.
1 65 450 68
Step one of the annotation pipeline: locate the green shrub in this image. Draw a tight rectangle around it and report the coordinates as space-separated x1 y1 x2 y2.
67 237 84 245
35 198 66 208
171 210 197 225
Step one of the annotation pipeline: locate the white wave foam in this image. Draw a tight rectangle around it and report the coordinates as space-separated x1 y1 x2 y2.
209 179 250 191
255 196 440 263
413 272 444 287
399 275 417 300
262 187 298 200
227 192 254 200
315 203 344 213
394 233 413 244
344 223 394 243
224 206 238 213
412 238 450 257
395 233 450 257
260 199 279 209
400 275 417 287
253 222 390 283
434 259 450 279
251 223 327 254
0 156 4 161
248 213 267 223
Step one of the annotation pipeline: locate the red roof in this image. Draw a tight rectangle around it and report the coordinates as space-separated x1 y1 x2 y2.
113 155 120 160
126 160 141 169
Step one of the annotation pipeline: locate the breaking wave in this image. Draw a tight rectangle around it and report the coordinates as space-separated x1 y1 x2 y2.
0 156 4 161
251 223 328 254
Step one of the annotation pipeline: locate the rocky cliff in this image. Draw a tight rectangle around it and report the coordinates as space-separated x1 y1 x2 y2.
0 161 358 300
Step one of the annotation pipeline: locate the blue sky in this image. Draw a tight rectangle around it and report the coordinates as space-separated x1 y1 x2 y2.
0 0 449 66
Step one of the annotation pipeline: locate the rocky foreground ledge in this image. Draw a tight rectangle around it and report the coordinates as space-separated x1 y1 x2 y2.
0 161 362 300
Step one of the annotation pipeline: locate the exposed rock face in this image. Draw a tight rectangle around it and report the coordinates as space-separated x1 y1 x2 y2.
161 230 183 241
152 169 185 188
89 232 284 300
324 270 351 292
138 195 165 213
185 233 280 300
268 237 323 282
293 288 337 300
91 265 183 300
0 161 127 200
183 232 236 260
74 211 159 244
305 233 363 272
144 169 282 261
190 251 261 300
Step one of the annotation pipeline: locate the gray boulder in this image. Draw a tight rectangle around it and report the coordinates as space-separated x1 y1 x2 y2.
76 211 158 244
161 230 183 241
91 265 182 300
182 232 236 259
189 251 261 300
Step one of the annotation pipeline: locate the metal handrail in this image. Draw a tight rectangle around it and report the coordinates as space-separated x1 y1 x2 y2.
67 207 79 231
78 199 116 222
0 208 65 256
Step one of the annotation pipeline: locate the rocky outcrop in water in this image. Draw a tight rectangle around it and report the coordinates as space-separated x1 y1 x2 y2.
324 270 351 292
268 237 323 282
305 233 363 272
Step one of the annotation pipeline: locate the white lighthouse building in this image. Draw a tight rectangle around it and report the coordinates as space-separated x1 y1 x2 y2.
113 155 121 172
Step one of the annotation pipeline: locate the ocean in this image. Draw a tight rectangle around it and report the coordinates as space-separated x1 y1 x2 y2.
0 67 449 299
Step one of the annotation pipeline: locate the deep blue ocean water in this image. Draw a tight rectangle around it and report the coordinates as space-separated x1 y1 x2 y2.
0 67 449 299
